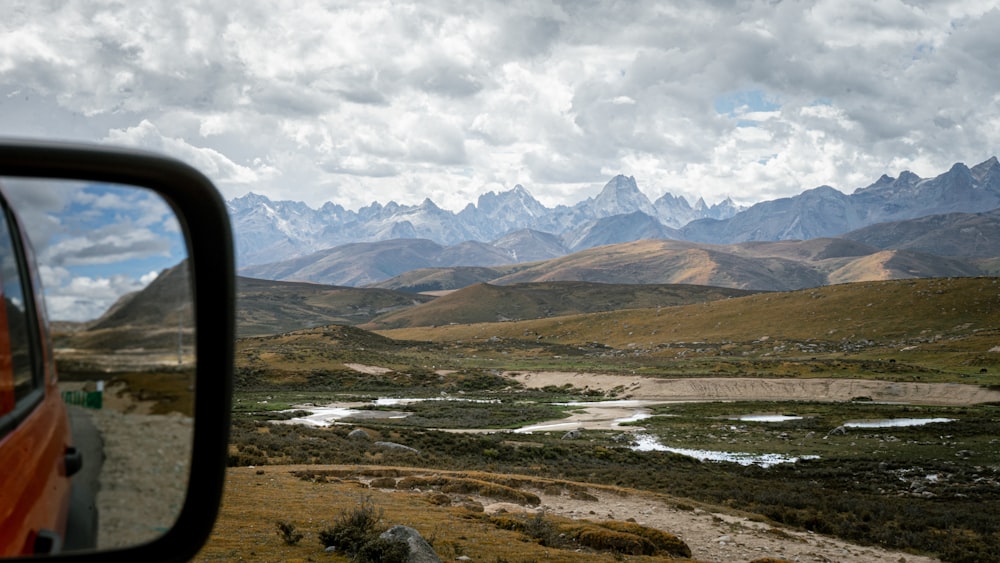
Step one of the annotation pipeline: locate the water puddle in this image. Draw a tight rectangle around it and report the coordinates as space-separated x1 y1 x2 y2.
632 434 819 467
731 414 803 422
842 418 954 428
276 397 500 427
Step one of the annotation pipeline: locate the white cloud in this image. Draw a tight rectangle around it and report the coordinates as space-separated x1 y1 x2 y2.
0 1 998 212
41 269 155 322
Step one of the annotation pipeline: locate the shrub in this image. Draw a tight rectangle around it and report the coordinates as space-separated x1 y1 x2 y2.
353 537 409 563
598 521 691 558
568 527 655 555
425 492 451 506
369 477 398 489
275 520 303 545
318 497 387 557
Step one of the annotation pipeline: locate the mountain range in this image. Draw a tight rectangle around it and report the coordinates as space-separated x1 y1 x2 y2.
228 174 742 267
234 157 1000 289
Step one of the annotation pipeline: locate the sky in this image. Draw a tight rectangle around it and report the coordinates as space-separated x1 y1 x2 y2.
2 1 1000 319
2 180 186 321
2 0 999 214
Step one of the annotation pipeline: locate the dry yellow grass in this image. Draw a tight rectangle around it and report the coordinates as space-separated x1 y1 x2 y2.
380 277 1000 350
194 466 706 562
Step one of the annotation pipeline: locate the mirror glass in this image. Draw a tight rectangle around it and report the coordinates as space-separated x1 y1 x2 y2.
0 178 192 554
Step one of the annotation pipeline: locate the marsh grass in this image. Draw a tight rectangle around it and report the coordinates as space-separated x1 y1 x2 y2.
225 277 1000 561
196 467 692 563
227 400 1000 561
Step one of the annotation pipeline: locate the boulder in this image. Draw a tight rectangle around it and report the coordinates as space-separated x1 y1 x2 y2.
379 525 441 563
348 428 371 440
374 441 420 454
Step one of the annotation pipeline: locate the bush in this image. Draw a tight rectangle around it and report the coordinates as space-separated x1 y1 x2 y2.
353 537 410 563
369 477 398 489
275 520 303 545
569 527 655 555
318 497 387 558
598 521 691 558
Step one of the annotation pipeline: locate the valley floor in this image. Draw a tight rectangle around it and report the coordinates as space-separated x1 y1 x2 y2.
195 465 942 563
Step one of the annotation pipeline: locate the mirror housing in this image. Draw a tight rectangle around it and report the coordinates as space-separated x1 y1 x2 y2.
0 140 234 562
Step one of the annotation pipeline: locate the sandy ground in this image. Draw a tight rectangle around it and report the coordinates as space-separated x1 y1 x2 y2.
508 371 1000 406
480 484 941 563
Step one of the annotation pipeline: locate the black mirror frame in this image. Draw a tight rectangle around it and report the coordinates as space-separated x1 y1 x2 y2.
0 139 234 563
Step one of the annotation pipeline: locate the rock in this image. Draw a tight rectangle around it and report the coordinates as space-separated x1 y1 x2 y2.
483 502 537 515
461 500 484 512
561 429 581 440
379 525 442 563
348 428 370 440
374 441 420 454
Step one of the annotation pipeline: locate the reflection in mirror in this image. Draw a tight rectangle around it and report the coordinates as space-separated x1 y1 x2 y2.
1 178 193 554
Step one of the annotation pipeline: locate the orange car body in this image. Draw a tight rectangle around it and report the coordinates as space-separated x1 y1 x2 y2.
0 188 76 556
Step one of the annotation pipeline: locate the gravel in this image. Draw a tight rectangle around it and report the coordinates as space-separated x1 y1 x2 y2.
86 409 192 550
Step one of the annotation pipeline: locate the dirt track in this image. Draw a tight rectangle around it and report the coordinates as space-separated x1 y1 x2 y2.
507 372 1000 405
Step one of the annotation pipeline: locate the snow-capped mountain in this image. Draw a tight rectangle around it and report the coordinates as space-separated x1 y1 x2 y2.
228 157 1000 272
681 157 1000 243
227 175 741 267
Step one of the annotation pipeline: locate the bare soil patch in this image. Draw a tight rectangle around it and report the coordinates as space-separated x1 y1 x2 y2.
508 371 1000 405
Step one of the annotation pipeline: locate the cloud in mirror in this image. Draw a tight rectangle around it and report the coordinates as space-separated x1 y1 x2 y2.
2 179 186 322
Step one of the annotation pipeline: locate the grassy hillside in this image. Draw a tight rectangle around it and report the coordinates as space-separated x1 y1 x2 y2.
363 265 521 292
363 281 759 329
364 238 985 293
236 277 1000 388
381 277 1000 362
236 277 435 337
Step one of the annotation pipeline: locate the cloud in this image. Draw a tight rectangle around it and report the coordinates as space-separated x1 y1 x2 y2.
1 179 185 320
1 1 999 212
39 265 160 322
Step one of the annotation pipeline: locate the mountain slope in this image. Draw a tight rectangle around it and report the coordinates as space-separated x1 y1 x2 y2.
488 239 831 290
55 261 193 351
842 208 1000 258
683 157 1000 244
363 281 758 329
235 277 435 337
381 277 1000 351
239 238 515 286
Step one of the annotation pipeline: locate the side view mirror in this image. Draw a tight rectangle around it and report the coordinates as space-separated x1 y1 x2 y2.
0 140 233 562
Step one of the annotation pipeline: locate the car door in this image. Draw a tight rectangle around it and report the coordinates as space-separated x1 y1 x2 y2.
0 190 75 556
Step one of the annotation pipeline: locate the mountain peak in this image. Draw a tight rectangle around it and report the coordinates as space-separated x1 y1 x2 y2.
971 156 999 183
591 174 653 217
602 174 639 193
228 191 273 211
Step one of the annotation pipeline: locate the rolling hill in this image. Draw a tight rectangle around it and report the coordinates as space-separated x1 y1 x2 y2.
235 277 435 337
54 261 195 352
841 208 1000 258
380 276 1000 351
362 281 759 330
371 238 982 293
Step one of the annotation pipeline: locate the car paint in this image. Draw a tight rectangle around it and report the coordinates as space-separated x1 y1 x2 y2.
0 188 74 556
